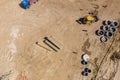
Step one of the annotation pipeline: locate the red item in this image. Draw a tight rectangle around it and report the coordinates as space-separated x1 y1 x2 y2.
29 0 36 5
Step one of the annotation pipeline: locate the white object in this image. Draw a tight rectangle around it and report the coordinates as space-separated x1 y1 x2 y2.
83 54 90 62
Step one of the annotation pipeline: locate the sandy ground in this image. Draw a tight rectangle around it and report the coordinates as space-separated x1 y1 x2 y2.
0 0 120 80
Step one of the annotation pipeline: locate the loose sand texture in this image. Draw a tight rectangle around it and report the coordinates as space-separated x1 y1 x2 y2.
0 0 120 80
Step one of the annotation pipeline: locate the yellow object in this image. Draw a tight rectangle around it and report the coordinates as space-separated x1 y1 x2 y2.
86 16 95 21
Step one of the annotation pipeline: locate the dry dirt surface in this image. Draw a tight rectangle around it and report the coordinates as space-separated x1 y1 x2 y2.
0 0 120 80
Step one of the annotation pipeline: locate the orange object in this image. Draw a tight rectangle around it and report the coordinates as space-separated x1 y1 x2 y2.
29 0 37 5
17 71 29 80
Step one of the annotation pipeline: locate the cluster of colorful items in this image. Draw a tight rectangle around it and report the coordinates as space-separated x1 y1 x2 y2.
19 0 39 9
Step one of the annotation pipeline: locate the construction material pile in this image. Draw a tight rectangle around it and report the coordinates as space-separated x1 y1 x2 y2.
95 20 119 42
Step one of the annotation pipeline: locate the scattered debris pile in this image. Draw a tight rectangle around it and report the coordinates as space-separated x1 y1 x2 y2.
81 54 92 76
95 20 119 42
76 10 99 25
76 15 99 25
81 68 91 76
